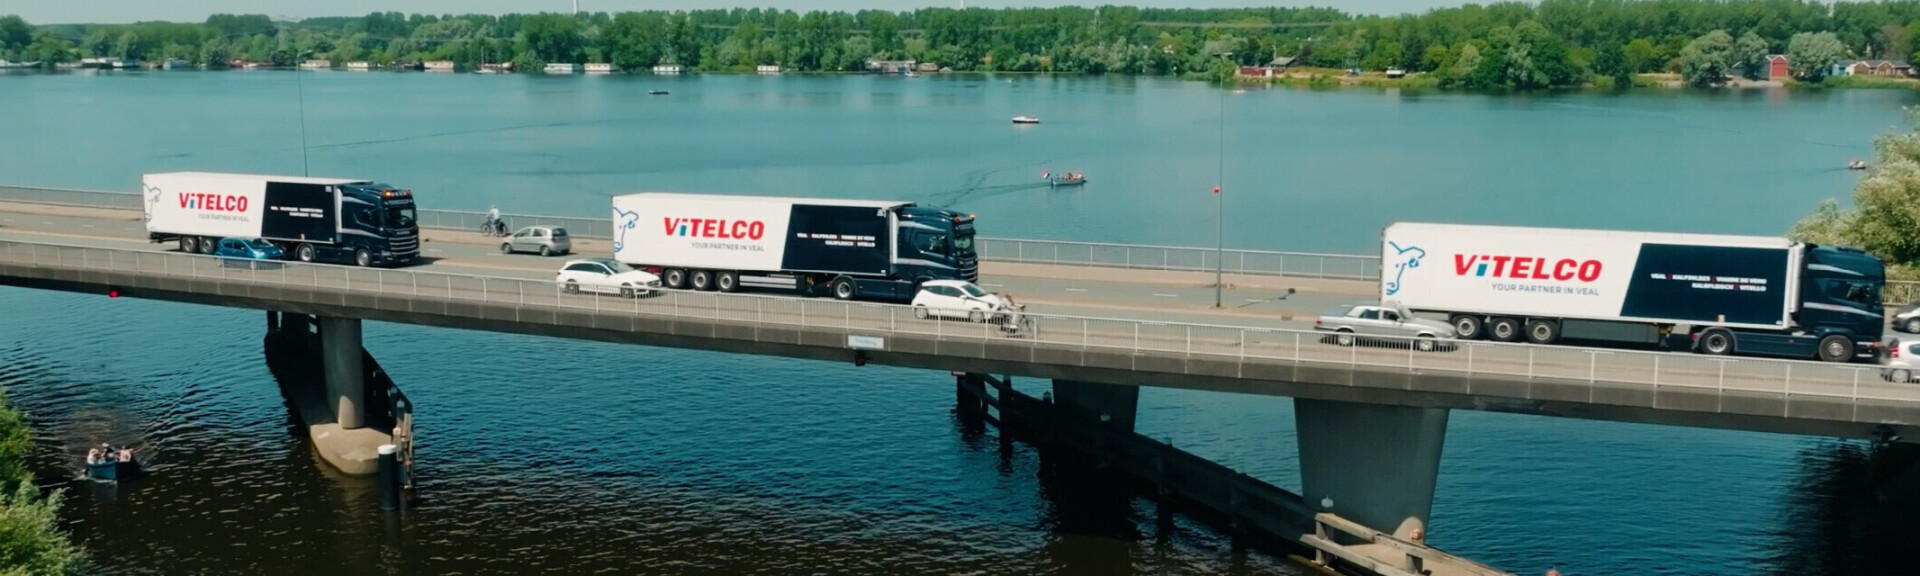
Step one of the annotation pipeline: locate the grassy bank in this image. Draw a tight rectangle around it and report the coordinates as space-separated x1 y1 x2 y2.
0 392 86 575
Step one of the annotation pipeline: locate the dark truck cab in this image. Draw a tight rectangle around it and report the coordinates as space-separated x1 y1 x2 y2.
1786 245 1885 360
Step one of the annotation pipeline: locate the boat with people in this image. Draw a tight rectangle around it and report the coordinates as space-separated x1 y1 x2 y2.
1848 159 1867 170
0 60 42 69
1011 115 1040 124
86 443 141 481
1043 170 1086 187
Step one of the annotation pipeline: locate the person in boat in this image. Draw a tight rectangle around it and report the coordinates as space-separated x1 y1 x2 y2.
118 447 133 462
87 447 102 466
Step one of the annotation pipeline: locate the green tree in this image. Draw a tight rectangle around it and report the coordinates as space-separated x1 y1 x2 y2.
1623 38 1658 72
1795 108 1920 273
1679 30 1733 87
1787 31 1847 81
1731 31 1771 80
0 392 89 575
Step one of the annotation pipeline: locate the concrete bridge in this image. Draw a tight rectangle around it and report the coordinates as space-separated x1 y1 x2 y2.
3 237 1918 541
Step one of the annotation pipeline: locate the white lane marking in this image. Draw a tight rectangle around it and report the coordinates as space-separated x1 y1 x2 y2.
122 227 134 231
2 218 12 222
1153 293 1178 298
82 224 94 228
40 221 52 225
983 283 1004 288
428 249 445 253
1064 288 1088 292
1245 299 1265 303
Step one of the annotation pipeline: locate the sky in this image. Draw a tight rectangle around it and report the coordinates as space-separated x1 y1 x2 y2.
3 0 1458 25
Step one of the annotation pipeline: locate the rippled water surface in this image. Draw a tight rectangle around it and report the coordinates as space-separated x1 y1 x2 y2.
2 72 1919 575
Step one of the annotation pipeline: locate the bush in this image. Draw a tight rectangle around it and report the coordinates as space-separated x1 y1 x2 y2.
0 392 86 576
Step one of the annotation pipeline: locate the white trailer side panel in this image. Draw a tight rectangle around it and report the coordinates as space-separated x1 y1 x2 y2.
1381 222 1795 328
611 194 795 272
143 173 271 239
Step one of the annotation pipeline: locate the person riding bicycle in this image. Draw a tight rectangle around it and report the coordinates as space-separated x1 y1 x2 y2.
485 205 502 235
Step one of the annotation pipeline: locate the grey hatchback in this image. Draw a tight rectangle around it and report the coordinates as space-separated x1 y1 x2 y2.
501 226 572 256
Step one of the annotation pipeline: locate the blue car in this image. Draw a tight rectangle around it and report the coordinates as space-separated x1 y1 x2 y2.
213 237 285 268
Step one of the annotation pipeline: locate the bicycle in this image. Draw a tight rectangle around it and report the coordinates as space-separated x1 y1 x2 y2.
480 219 507 237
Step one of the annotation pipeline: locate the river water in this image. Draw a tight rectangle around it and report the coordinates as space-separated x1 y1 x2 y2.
1 71 1917 575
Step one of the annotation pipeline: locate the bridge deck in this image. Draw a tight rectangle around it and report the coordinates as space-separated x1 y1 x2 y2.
3 239 1917 442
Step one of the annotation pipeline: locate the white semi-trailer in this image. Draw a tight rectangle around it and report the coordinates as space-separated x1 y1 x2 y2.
610 192 977 300
143 172 420 267
1380 222 1885 362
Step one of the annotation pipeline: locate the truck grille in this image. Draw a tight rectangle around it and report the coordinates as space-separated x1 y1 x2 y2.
391 234 419 255
959 258 978 282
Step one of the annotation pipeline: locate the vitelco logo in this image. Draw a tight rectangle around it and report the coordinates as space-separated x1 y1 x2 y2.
177 192 249 212
1455 254 1602 282
663 217 765 240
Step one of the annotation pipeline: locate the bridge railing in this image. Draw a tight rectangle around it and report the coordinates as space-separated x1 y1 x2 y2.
0 184 1380 281
5 239 1919 412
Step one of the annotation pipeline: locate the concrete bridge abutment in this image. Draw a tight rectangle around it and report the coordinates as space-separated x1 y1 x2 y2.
1294 398 1449 543
267 312 392 476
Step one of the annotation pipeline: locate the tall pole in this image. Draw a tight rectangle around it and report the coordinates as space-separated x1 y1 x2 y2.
1215 53 1229 308
296 50 310 177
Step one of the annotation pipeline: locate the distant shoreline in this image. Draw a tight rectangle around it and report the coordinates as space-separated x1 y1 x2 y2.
8 65 1918 93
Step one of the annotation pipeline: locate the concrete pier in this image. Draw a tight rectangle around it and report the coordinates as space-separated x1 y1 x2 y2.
265 313 391 476
321 316 366 430
1294 399 1449 543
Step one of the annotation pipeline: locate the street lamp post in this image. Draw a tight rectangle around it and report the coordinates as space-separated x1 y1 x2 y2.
295 50 312 177
1214 52 1231 308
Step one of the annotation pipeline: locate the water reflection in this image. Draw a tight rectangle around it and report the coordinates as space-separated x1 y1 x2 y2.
1766 440 1920 576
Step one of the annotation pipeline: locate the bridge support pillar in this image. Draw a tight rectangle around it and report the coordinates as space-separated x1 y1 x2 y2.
320 316 366 430
1294 399 1448 543
1050 380 1138 433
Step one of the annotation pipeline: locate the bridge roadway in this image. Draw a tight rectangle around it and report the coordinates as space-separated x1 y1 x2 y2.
0 218 1917 442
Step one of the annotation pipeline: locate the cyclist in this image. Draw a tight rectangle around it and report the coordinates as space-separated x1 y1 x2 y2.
485 205 502 235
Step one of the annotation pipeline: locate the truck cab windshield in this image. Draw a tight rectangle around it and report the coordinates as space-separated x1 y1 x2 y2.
1825 279 1881 305
952 233 975 256
384 206 417 229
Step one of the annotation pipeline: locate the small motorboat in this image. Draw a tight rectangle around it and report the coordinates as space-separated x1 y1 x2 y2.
86 444 141 481
1012 115 1040 124
1044 170 1087 187
648 89 670 95
1848 159 1867 170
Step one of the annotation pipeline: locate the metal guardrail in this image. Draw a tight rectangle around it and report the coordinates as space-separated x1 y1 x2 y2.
0 185 1381 282
3 238 1918 412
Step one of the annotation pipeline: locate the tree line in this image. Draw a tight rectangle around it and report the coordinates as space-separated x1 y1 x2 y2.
6 1 1920 89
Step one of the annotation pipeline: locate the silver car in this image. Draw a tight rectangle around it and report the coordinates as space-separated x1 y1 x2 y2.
1314 303 1457 351
1893 302 1920 334
501 226 572 257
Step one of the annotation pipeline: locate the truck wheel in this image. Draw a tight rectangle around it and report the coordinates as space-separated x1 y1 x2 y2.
663 269 687 289
1525 319 1560 344
198 236 217 254
296 244 316 263
1698 329 1734 355
1817 335 1854 363
179 236 195 253
1451 315 1483 340
1488 317 1522 342
832 277 856 300
690 270 714 291
354 248 372 267
717 271 739 293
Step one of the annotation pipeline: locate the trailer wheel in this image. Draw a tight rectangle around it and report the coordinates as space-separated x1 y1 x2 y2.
1817 335 1854 363
296 244 316 263
1525 319 1560 344
198 236 217 254
354 248 372 267
1698 329 1734 355
717 271 739 293
663 269 687 289
1488 317 1522 342
179 236 195 253
1451 315 1483 340
690 270 714 291
832 277 856 300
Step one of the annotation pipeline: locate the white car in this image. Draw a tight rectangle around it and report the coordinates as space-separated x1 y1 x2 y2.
555 258 661 298
1884 337 1920 382
911 279 1004 321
